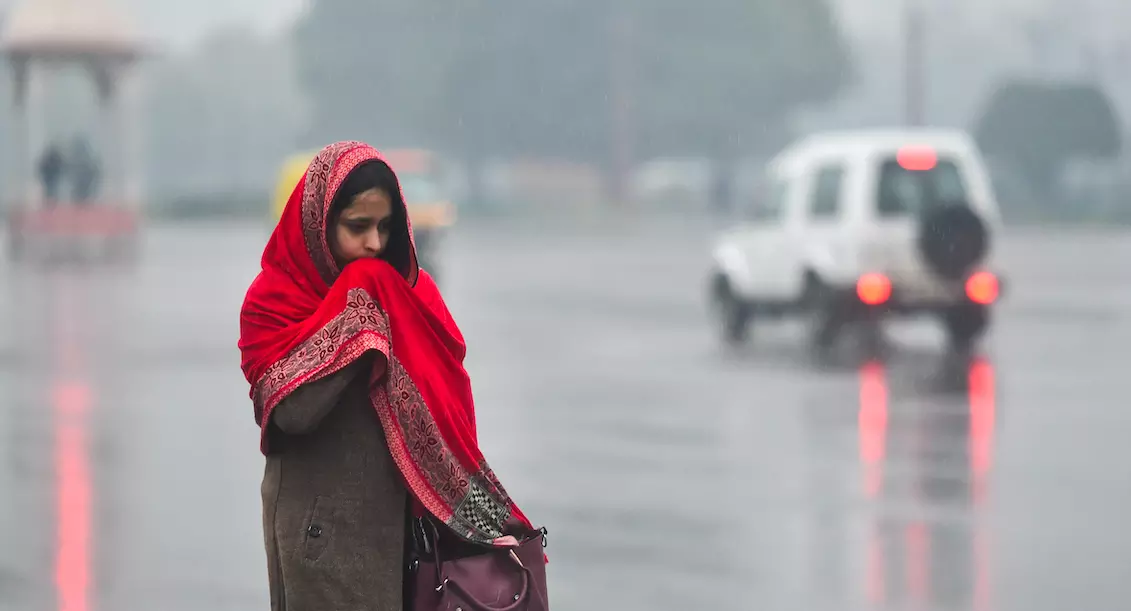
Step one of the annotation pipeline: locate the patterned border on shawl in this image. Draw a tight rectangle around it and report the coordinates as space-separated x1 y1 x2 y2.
297 140 420 289
252 287 391 434
371 362 514 544
300 141 370 286
251 286 514 542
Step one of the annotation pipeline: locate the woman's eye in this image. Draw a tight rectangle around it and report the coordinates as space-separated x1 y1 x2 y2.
346 223 368 233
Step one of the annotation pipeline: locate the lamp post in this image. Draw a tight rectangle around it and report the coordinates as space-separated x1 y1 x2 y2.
903 0 926 126
609 3 634 207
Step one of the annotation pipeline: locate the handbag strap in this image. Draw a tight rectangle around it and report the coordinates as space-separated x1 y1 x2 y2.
412 516 446 589
417 516 542 610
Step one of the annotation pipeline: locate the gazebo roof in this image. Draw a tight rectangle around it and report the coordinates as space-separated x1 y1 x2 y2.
0 0 144 59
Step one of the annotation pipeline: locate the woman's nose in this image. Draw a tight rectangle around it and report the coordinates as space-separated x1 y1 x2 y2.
365 230 383 254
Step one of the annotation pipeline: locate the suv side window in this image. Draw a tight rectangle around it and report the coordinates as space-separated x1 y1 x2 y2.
809 165 845 219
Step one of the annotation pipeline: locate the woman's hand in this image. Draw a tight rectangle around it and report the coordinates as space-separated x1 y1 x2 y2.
491 535 520 547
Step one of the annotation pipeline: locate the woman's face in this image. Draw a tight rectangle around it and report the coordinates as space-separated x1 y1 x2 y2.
329 187 395 268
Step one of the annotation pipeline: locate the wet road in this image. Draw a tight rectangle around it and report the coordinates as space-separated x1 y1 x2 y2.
2 217 1130 611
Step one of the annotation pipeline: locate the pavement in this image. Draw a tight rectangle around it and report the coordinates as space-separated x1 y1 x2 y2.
1 216 1129 611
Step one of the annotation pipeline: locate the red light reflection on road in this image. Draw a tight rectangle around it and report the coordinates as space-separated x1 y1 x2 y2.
858 357 996 609
865 528 885 604
51 274 93 611
54 380 92 611
905 522 930 604
968 358 996 504
859 360 889 604
974 529 992 611
968 357 996 610
858 360 888 498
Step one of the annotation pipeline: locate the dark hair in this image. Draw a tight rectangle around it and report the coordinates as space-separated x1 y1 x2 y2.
327 159 412 277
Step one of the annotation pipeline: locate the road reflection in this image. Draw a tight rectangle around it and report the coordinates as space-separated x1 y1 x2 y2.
857 354 996 610
49 273 93 611
53 380 91 611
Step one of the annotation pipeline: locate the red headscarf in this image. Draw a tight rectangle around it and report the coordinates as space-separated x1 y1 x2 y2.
238 141 528 544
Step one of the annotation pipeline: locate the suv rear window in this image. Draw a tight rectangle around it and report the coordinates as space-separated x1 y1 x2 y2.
876 157 968 217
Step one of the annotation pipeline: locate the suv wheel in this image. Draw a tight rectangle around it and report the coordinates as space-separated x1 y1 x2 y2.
943 304 989 351
804 276 846 351
710 274 751 346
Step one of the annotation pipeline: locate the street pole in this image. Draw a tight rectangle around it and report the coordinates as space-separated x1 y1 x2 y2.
904 0 925 126
609 4 634 207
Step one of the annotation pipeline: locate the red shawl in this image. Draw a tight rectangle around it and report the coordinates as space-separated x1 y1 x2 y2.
238 141 528 544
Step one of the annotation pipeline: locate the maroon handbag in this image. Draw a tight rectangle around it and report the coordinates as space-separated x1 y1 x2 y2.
408 517 550 611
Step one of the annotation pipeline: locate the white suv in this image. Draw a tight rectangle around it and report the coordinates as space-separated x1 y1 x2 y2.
708 129 1005 352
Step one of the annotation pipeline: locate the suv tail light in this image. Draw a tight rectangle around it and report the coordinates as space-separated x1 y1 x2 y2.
965 271 999 305
857 273 892 305
896 146 938 171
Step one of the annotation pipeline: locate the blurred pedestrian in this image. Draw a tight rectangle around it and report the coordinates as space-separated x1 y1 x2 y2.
69 137 101 204
237 141 538 610
38 143 66 204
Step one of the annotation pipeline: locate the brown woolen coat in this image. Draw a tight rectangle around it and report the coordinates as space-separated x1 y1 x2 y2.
260 356 407 610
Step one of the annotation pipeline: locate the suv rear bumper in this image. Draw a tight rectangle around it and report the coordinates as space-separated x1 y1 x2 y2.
824 278 1004 317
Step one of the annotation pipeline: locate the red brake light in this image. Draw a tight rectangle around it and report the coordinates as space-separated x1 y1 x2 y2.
897 147 937 171
857 273 892 305
965 271 999 305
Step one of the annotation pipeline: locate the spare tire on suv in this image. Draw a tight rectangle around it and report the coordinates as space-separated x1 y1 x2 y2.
917 202 989 281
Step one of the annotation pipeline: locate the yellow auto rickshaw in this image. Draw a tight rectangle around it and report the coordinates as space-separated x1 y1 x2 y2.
272 151 317 220
271 149 456 280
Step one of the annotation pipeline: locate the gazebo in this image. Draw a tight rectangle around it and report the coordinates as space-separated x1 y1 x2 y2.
1 0 146 260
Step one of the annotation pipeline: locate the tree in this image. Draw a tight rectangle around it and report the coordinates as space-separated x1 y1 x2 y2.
291 0 461 149
291 0 852 180
429 0 617 205
973 79 1122 201
630 0 851 160
438 0 614 161
438 0 852 189
144 26 307 202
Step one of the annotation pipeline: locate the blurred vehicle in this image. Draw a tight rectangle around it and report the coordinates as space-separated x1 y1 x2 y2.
708 129 1005 352
271 148 456 282
629 158 714 211
384 149 456 282
272 150 316 221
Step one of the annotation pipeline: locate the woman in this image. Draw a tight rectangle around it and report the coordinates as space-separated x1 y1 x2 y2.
238 141 530 610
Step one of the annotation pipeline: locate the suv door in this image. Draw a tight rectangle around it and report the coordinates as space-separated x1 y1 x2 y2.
792 162 848 291
727 176 790 301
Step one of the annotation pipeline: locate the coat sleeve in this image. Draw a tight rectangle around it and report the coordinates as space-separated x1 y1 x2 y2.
270 355 374 435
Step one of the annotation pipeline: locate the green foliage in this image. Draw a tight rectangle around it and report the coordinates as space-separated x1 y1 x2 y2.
438 0 614 160
291 0 852 162
631 0 851 157
143 27 307 195
292 0 460 148
973 79 1122 193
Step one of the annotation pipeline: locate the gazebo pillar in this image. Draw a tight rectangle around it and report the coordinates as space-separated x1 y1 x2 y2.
1 0 147 211
6 60 29 208
93 62 122 204
24 63 47 205
120 70 143 209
